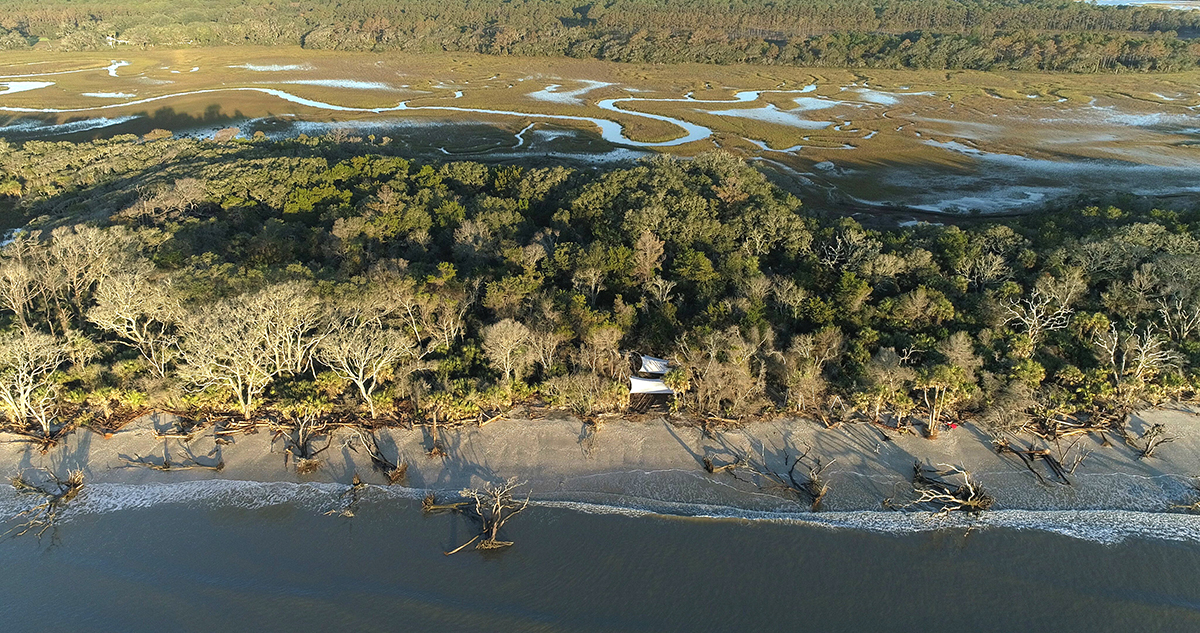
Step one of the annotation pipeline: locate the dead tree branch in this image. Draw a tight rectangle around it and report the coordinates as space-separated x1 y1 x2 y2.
708 441 834 511
325 474 368 518
6 469 84 538
436 477 530 554
274 414 333 474
347 428 407 484
996 437 1090 486
886 462 994 515
1134 423 1175 460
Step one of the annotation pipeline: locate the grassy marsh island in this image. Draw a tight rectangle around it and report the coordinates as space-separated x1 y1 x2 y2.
3 48 1200 213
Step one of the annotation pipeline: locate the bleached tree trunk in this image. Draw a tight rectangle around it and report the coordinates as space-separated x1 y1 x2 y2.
176 283 322 418
316 309 423 418
0 331 69 437
88 265 180 377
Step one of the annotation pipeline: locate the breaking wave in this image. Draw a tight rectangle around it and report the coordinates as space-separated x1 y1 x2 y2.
3 478 1199 545
549 500 1200 545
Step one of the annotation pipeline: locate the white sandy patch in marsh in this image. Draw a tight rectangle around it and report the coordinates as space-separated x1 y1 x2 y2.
0 81 54 95
0 115 140 135
790 96 849 111
104 60 129 77
279 79 397 90
0 64 115 80
528 80 614 104
230 63 312 72
708 104 832 129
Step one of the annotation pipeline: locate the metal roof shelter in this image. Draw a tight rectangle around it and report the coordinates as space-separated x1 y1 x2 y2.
629 376 674 395
638 355 670 375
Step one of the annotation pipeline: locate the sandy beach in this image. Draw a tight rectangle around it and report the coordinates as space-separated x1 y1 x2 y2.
5 408 1200 517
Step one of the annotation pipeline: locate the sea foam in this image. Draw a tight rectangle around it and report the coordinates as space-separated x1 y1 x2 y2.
3 479 1198 545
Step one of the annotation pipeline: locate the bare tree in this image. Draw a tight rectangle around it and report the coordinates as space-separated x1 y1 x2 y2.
887 462 994 515
576 325 626 380
371 265 476 353
937 332 982 382
7 469 84 537
260 281 325 374
958 251 1010 290
176 283 322 418
674 327 763 416
771 276 808 320
528 325 567 376
1092 324 1180 407
781 328 844 413
1134 423 1175 459
818 228 881 273
0 236 43 333
1101 263 1158 320
444 477 530 553
0 330 69 438
739 275 773 308
1000 270 1087 345
45 224 135 322
632 230 664 284
1158 293 1200 343
88 264 180 377
645 276 676 308
572 267 606 305
482 318 532 386
316 307 424 418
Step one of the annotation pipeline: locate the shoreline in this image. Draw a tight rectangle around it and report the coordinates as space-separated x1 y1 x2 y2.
5 408 1200 528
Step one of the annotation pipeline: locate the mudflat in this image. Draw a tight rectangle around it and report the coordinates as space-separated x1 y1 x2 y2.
4 48 1200 214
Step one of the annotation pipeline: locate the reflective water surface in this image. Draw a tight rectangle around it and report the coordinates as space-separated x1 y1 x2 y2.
2 493 1200 632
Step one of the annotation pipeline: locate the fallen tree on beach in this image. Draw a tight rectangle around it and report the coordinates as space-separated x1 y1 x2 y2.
996 438 1091 486
274 413 334 475
887 462 994 515
1134 423 1175 460
1171 478 1200 514
424 477 530 554
326 474 369 518
119 439 224 472
347 427 408 485
705 440 833 511
6 468 84 538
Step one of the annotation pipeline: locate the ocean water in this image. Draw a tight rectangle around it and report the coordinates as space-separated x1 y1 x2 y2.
2 481 1200 632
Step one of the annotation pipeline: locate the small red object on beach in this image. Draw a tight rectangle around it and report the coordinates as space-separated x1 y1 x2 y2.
948 423 958 429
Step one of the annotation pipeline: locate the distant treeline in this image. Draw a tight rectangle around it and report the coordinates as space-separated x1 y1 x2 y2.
1 0 1199 72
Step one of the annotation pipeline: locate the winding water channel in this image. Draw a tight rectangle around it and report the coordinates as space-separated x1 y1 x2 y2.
3 60 1200 214
0 82 805 147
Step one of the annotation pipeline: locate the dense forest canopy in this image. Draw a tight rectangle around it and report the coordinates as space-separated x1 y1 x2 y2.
1 0 1199 71
0 133 1197 442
